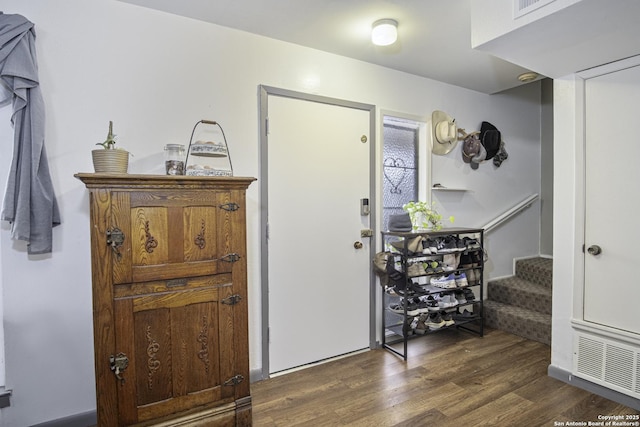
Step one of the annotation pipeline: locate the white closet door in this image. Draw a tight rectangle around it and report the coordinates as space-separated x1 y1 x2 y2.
584 63 640 334
267 95 371 373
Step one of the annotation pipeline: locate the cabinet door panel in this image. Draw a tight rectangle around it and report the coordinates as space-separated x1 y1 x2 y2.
115 282 236 424
171 302 221 394
183 206 218 262
134 308 173 406
132 207 169 266
113 191 235 284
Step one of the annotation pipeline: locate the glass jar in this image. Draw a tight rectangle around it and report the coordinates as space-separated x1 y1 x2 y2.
164 144 185 175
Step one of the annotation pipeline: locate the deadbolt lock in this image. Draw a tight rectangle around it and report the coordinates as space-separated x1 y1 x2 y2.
354 241 364 249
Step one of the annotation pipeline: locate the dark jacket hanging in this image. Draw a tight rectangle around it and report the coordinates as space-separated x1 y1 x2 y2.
0 12 60 254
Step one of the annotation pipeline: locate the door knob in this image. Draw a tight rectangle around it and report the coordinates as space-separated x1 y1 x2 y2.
354 241 363 249
587 245 602 256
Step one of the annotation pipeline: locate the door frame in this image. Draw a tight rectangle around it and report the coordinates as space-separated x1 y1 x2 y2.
258 85 377 379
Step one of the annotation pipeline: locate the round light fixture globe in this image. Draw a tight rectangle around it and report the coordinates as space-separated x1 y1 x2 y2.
372 19 398 46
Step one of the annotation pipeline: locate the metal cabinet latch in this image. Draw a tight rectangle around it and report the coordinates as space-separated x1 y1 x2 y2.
222 294 242 305
106 228 125 259
110 353 129 385
219 202 240 212
220 253 241 263
223 374 245 386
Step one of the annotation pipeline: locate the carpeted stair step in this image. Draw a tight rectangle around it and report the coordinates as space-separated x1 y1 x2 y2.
484 300 551 346
487 276 552 315
515 257 553 289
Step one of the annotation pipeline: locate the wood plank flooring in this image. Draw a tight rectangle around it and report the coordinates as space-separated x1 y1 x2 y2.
251 328 640 426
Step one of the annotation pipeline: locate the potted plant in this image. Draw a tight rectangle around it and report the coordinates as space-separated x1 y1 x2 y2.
92 121 129 173
402 201 454 231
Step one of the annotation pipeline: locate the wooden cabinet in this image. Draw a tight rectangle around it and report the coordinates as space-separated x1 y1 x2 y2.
76 174 256 426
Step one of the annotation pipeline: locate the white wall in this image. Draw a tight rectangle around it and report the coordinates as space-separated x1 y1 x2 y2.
540 79 554 256
0 1 542 425
550 75 581 372
470 0 582 48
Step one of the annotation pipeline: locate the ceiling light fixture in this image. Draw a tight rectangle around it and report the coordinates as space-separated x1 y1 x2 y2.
371 19 398 46
518 72 539 83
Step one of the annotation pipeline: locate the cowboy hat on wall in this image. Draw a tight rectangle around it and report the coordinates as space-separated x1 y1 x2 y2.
431 110 458 155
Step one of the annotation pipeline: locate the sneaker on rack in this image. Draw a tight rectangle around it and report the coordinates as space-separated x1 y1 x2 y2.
388 302 405 315
386 255 408 295
408 280 427 295
454 290 467 304
427 238 442 254
463 288 476 302
433 261 445 274
459 253 473 267
426 312 446 329
470 251 482 267
465 269 477 285
410 297 430 314
442 253 460 271
454 272 469 287
385 286 399 297
436 292 458 308
452 308 479 321
407 263 425 277
441 311 455 326
403 318 415 336
424 261 436 275
473 268 482 284
430 274 457 289
424 295 440 312
415 314 429 334
438 236 458 253
388 300 419 316
462 237 481 250
390 236 424 255
409 316 419 330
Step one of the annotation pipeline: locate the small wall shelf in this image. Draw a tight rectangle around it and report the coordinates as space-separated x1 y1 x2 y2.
431 184 468 192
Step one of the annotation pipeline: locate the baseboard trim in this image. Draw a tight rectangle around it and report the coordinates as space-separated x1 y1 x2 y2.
29 410 96 427
250 367 264 382
548 364 640 410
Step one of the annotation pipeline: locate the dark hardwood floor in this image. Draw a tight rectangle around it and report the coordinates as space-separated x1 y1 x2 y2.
251 328 640 426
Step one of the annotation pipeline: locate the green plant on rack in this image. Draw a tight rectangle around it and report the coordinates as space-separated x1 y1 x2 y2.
402 201 454 231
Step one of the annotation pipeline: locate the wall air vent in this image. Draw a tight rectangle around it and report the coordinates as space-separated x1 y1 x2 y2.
576 335 604 379
514 0 557 18
574 332 640 399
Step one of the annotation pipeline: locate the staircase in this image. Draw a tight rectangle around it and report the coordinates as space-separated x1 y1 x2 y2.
484 257 552 345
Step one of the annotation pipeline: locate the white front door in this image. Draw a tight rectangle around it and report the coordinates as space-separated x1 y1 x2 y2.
584 61 640 334
266 93 372 374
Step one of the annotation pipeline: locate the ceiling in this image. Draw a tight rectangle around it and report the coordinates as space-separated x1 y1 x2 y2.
117 0 539 94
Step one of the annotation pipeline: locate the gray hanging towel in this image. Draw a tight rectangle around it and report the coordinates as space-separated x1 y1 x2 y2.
0 13 60 254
